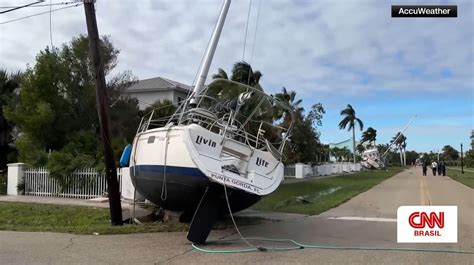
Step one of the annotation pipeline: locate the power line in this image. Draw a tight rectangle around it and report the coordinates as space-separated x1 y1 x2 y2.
49 0 53 47
0 3 82 25
0 1 44 14
0 1 79 9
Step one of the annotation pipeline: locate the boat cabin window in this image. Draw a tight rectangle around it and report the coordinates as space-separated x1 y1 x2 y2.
148 136 155 143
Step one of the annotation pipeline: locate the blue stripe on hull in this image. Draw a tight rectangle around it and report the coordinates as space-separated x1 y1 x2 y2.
133 164 207 178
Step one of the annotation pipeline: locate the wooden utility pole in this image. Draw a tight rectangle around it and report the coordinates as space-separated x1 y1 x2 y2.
461 143 464 174
83 0 123 225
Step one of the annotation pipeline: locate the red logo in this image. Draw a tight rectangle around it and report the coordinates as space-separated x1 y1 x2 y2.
409 212 444 228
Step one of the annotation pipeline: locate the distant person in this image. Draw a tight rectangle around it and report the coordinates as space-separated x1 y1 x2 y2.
422 161 427 176
441 161 446 176
431 161 437 176
437 161 442 175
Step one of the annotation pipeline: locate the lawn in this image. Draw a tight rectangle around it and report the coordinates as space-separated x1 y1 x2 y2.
447 167 474 188
0 202 189 234
252 167 404 215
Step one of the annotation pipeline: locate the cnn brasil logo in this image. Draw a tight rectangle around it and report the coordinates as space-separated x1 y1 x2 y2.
397 206 457 243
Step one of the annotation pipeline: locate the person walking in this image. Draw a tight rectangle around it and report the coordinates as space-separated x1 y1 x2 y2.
437 161 442 175
441 161 446 176
422 161 427 176
431 161 437 176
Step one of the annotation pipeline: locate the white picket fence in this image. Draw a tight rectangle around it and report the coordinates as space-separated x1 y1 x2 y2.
23 167 123 199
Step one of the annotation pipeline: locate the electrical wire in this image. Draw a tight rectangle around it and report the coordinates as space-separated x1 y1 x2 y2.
0 1 80 9
0 1 44 14
0 3 81 25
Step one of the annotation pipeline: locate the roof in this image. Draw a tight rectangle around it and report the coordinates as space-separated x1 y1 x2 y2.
124 77 193 93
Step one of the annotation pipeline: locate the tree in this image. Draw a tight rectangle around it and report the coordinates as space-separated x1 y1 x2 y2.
273 87 304 128
405 150 420 165
361 127 377 147
4 35 138 177
390 132 407 166
356 143 365 154
441 145 459 161
285 103 325 164
143 99 177 120
0 70 21 170
208 61 263 101
338 104 363 163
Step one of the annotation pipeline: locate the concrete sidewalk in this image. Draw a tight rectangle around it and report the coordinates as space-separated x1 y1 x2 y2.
0 195 111 208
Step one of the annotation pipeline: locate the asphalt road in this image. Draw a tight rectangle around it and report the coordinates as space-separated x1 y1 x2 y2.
1 167 473 264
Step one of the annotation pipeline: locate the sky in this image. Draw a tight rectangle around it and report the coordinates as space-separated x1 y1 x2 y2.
0 0 472 153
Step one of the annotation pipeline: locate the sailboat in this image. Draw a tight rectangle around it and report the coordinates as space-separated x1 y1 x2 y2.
125 0 293 244
361 148 382 169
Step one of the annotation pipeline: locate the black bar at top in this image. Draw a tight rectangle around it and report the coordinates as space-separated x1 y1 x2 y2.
392 5 457 18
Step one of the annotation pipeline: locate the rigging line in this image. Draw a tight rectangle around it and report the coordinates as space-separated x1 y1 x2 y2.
0 0 44 14
0 3 81 25
242 0 252 61
249 0 261 65
245 0 262 86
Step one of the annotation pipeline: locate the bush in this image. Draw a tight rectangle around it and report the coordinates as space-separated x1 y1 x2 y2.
0 171 6 195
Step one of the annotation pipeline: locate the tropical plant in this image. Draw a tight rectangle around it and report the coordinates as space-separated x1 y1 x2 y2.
338 104 363 163
391 132 407 166
273 87 304 128
361 127 377 147
356 143 365 154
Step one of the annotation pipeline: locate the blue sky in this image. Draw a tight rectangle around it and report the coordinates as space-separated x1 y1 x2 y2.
1 0 472 153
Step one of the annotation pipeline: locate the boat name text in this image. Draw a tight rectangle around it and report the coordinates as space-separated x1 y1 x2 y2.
256 157 269 167
195 135 217 148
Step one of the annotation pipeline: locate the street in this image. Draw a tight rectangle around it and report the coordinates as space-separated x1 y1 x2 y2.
1 167 473 264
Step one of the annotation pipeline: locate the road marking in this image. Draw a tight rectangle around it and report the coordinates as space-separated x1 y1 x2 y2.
327 217 397 222
420 173 432 205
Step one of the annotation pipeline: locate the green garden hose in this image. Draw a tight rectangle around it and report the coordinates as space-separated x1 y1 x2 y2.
192 237 474 255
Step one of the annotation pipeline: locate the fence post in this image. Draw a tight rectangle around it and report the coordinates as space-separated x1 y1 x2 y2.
7 163 26 195
295 163 305 179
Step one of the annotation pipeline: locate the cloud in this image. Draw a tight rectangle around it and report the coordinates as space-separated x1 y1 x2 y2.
0 0 472 151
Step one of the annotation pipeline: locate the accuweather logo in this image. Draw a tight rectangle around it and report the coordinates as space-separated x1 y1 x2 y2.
392 5 457 18
397 206 457 243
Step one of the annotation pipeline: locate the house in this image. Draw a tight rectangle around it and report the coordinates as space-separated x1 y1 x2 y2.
124 77 193 110
328 138 359 162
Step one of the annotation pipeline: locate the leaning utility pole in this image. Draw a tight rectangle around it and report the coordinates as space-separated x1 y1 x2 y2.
83 0 123 225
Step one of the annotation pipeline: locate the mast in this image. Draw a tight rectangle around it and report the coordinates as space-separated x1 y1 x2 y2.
381 115 417 158
189 0 231 105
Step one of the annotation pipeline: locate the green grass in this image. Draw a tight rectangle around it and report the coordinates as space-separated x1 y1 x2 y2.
447 168 474 188
252 167 404 215
0 202 189 234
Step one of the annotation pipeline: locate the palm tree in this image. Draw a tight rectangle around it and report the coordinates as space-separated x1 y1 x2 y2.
208 61 263 101
356 143 365 154
211 68 229 80
361 127 377 147
273 87 304 128
391 132 407 166
230 61 262 87
338 104 363 163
